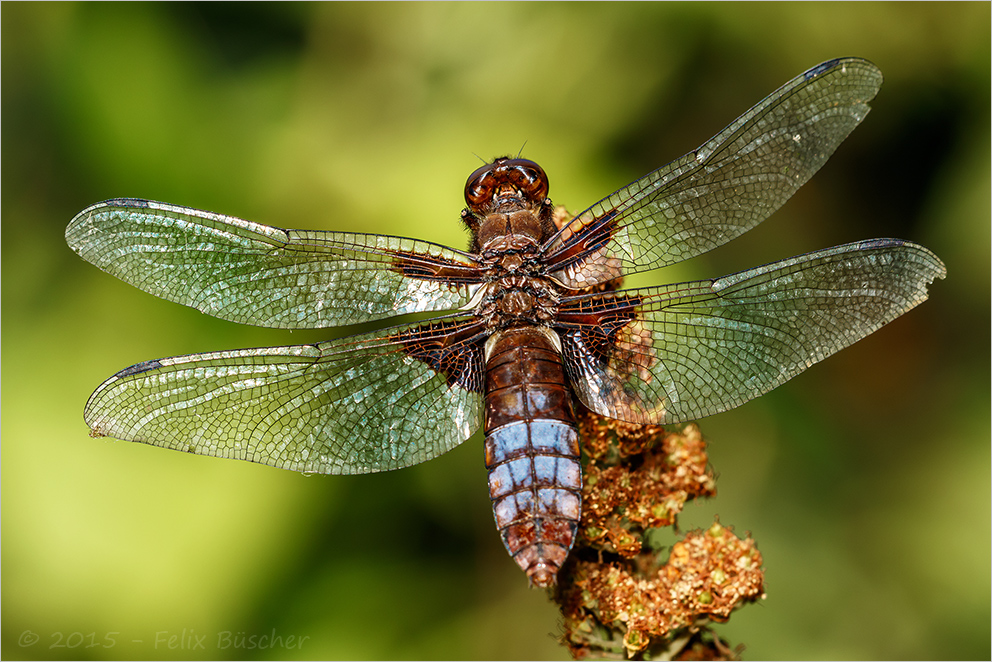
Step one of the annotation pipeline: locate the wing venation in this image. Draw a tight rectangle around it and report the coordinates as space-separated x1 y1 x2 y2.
66 198 484 328
84 316 486 473
558 239 946 424
545 58 884 289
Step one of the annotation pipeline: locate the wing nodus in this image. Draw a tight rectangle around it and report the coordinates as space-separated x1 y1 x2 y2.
483 326 582 587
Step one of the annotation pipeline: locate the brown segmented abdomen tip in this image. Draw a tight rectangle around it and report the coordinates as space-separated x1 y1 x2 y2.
528 563 557 588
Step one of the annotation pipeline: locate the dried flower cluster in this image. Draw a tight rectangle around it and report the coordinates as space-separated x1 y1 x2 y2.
549 206 765 659
555 410 765 660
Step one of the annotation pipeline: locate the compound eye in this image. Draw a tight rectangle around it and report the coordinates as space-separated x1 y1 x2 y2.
464 163 497 211
463 158 550 212
504 159 549 202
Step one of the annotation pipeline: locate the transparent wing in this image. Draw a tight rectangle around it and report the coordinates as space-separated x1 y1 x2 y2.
66 198 484 328
556 239 946 424
83 316 487 474
545 58 884 288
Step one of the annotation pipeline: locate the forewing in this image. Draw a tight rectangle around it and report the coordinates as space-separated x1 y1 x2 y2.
66 198 484 328
556 240 946 424
545 58 884 288
83 316 487 474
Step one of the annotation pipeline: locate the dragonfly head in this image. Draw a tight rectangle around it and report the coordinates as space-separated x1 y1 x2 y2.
463 157 549 215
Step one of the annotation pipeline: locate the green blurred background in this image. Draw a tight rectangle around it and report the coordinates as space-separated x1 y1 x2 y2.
3 3 989 660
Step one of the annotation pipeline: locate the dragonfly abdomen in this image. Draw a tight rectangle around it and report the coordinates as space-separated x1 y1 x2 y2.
483 326 582 587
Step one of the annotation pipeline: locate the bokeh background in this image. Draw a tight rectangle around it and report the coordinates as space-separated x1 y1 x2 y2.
3 3 988 660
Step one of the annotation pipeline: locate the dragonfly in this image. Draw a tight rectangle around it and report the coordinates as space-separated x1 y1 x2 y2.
66 57 945 587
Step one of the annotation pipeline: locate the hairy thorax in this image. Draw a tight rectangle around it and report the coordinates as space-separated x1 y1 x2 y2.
475 209 560 328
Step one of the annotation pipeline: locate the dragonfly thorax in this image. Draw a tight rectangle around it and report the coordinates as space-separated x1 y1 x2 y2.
475 274 560 327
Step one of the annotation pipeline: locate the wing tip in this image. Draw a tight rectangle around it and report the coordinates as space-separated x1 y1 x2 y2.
806 56 883 84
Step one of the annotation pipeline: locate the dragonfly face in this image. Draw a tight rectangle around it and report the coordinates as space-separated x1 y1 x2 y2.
66 57 945 587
